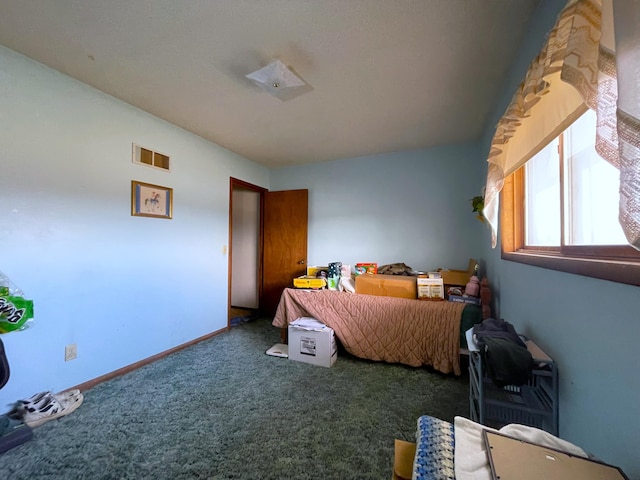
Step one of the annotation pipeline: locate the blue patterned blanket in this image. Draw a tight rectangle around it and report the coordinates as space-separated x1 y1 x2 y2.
413 415 456 480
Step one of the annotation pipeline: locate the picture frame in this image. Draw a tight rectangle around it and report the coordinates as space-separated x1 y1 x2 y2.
131 180 173 219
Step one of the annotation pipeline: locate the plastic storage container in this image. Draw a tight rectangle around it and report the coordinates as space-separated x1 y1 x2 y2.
469 339 559 436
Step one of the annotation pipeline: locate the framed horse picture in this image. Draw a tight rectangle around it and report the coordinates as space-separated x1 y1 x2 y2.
131 180 173 219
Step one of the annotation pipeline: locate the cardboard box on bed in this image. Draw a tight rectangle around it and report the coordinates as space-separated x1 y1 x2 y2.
417 277 444 300
293 275 327 289
438 258 477 286
355 274 417 299
392 439 416 480
288 318 337 368
306 265 328 277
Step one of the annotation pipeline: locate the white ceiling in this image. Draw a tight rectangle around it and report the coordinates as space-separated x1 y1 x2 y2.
0 0 540 168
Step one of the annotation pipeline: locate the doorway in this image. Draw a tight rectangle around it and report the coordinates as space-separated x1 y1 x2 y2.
228 179 309 326
229 178 265 327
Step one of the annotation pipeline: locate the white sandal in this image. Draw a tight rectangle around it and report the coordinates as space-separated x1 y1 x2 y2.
23 390 83 428
17 391 50 409
53 389 81 403
18 389 80 409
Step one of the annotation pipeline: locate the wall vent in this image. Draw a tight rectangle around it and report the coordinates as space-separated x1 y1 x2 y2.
132 143 171 171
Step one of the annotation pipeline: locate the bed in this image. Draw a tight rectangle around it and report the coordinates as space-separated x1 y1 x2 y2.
272 285 490 375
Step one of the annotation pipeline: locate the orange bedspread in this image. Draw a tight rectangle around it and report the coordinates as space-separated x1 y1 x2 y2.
272 288 467 375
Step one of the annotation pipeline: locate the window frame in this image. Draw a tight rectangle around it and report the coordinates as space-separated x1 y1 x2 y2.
500 164 640 287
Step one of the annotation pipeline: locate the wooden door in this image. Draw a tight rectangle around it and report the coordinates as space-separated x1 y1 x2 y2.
262 189 308 316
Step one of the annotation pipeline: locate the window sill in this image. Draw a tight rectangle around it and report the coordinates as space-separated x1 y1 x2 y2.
502 251 640 287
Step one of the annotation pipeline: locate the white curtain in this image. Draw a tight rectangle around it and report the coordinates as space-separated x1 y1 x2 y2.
484 0 640 250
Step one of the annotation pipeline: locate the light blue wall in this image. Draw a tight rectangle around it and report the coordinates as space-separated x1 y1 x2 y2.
270 146 487 274
481 2 640 477
0 46 269 406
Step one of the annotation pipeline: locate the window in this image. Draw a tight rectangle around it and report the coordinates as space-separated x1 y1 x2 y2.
501 110 640 286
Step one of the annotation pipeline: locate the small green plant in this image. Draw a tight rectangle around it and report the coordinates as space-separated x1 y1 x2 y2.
470 195 485 222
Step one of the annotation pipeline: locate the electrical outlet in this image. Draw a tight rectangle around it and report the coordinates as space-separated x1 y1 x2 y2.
65 344 77 362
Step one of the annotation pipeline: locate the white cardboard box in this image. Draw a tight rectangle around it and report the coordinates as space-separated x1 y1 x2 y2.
416 277 444 299
288 317 337 367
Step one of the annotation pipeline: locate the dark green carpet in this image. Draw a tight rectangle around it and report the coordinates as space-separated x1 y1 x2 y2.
0 318 470 479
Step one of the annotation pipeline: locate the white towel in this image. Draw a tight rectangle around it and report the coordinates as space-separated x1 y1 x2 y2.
453 416 587 480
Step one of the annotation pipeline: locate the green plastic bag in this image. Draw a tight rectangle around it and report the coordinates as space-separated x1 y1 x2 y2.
0 272 35 333
0 295 34 333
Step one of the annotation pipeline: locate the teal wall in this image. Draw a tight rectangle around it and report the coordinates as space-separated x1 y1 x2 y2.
481 2 639 477
270 145 486 274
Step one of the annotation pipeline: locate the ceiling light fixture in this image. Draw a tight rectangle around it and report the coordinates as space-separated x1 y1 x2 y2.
245 60 306 100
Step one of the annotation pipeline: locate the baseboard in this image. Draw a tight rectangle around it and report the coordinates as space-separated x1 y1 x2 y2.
68 327 228 393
